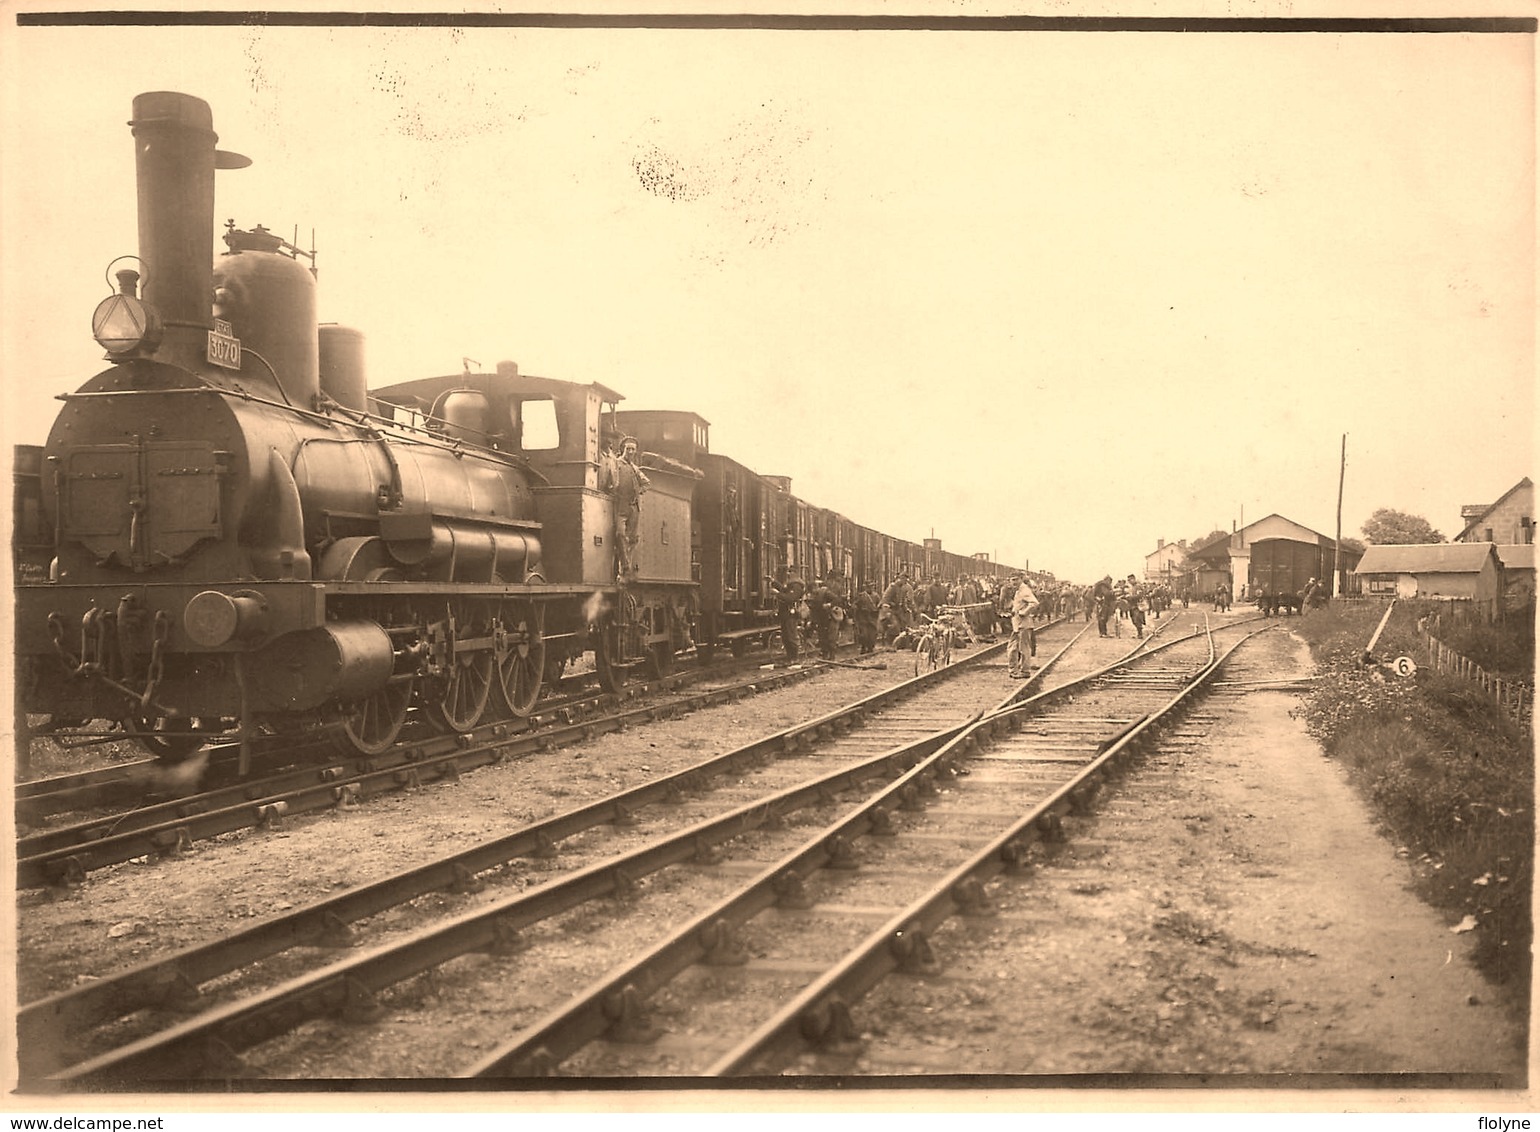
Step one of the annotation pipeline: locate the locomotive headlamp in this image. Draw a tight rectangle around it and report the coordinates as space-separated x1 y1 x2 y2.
92 267 161 357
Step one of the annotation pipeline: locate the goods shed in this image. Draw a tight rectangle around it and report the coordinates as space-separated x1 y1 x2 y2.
1354 543 1503 615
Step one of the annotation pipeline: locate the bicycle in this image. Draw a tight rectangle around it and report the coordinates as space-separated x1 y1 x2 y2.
910 611 958 676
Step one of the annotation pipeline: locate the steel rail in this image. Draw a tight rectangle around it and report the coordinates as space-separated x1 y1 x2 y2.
19 633 1023 1081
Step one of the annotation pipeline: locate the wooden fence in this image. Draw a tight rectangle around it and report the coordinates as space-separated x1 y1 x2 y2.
1421 631 1531 729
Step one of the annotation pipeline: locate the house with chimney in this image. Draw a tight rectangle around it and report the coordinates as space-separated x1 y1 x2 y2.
1143 538 1189 587
1453 476 1534 611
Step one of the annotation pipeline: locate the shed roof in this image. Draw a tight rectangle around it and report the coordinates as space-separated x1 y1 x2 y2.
1186 535 1232 562
1496 544 1536 571
1355 543 1498 575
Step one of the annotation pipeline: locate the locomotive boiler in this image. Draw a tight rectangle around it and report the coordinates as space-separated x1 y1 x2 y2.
14 91 698 764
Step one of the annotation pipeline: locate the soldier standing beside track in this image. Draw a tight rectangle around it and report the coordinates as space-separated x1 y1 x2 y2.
1006 573 1039 679
1092 575 1116 637
882 572 914 645
1301 577 1320 616
854 582 879 654
1124 574 1147 639
1214 580 1232 612
927 574 950 618
770 568 807 660
807 572 850 660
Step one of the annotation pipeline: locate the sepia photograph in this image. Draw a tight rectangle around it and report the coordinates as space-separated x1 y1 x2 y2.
1 0 1534 1118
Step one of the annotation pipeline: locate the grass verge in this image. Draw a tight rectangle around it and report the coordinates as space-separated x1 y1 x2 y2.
1293 601 1533 1017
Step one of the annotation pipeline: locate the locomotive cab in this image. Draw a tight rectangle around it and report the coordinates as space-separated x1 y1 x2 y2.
371 366 700 591
371 365 700 682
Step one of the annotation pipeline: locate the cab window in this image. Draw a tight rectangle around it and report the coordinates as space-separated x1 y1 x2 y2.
520 397 561 451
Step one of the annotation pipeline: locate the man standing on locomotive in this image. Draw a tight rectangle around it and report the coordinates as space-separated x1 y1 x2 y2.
602 435 650 579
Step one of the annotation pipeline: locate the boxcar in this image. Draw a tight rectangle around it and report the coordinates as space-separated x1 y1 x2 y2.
1250 538 1331 601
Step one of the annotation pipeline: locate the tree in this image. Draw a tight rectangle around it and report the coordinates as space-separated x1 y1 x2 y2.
1360 509 1446 545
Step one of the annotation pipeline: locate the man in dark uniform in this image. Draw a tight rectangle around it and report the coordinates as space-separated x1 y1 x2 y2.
1124 574 1147 639
882 573 913 646
1093 575 1116 637
927 574 950 617
770 568 806 660
806 573 849 659
854 582 879 654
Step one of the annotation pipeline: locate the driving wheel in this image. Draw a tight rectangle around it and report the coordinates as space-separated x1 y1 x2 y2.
337 676 415 755
496 600 546 717
426 599 495 733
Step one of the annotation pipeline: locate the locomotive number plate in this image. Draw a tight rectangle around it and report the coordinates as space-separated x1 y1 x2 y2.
207 324 242 370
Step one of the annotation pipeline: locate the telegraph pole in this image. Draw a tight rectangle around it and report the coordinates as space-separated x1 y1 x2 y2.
1333 434 1346 596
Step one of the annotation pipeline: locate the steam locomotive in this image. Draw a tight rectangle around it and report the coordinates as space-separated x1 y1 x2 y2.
12 91 1013 767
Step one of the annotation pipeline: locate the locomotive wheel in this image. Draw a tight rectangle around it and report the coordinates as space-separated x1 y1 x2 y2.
338 676 415 756
426 599 495 733
495 601 545 717
123 714 216 762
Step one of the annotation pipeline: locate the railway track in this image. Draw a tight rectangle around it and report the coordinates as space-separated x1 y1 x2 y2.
471 618 1272 1077
16 612 1277 1085
14 654 846 888
16 648 808 823
18 618 1071 1082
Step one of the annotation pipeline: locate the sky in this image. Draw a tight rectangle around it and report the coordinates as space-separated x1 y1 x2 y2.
0 6 1533 583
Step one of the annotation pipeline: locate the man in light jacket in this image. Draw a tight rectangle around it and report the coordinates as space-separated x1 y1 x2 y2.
1007 574 1039 679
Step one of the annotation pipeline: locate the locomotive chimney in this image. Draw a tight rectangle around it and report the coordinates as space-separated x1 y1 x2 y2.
129 92 245 366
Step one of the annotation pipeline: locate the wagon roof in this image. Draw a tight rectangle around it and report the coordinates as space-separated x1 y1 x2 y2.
1354 542 1499 575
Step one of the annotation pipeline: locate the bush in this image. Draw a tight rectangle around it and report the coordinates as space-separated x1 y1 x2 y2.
1430 616 1534 683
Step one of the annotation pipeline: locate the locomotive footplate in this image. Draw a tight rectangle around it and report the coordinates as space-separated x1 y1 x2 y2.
15 581 327 656
14 580 669 655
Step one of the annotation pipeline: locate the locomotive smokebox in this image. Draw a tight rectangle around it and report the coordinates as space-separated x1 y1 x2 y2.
129 92 246 366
